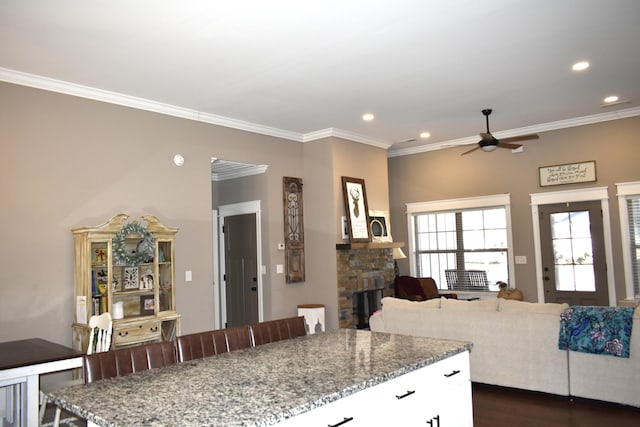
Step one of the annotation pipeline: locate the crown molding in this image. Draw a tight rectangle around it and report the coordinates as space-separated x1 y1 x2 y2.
0 67 394 147
211 164 269 182
388 107 640 158
303 127 392 149
4 67 637 156
0 67 305 143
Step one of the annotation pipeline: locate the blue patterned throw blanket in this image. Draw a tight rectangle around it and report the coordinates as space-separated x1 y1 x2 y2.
558 306 634 358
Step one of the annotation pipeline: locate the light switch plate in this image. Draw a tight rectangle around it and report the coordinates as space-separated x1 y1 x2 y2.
515 256 527 265
276 264 284 274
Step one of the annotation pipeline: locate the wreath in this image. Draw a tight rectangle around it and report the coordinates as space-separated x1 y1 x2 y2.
113 222 155 266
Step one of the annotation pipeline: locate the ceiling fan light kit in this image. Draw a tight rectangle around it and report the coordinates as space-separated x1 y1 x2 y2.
462 109 540 155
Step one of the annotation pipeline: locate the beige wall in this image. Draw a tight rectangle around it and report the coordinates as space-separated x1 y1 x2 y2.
0 81 391 346
0 81 305 344
388 115 640 302
297 137 392 330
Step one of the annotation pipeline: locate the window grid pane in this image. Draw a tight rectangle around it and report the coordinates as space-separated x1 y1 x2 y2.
627 197 640 298
414 206 509 291
550 210 596 292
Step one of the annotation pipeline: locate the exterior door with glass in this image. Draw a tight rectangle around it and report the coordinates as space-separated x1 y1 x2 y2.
539 201 608 305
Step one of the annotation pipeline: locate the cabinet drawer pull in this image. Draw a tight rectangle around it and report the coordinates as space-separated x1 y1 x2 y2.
444 369 460 378
150 326 159 332
426 414 440 427
395 390 416 400
328 416 354 427
118 331 129 337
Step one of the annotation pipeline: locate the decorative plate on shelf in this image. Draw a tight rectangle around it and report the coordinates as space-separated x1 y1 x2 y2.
123 267 139 290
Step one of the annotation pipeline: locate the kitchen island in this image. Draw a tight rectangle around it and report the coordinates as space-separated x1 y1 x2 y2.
47 329 472 426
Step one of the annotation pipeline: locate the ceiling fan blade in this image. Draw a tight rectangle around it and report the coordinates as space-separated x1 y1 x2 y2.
461 145 482 155
499 134 539 144
496 142 522 150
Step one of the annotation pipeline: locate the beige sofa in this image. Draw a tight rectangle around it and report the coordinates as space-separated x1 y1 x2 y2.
369 296 640 407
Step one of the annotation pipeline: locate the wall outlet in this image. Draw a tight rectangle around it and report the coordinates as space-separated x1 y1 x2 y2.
515 256 527 265
185 270 193 281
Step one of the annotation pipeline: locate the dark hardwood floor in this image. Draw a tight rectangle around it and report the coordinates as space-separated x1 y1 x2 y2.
472 383 640 427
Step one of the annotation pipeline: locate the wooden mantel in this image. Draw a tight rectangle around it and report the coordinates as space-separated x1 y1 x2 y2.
336 241 405 250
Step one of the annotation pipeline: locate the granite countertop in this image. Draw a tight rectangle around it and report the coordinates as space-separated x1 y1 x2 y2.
49 329 472 427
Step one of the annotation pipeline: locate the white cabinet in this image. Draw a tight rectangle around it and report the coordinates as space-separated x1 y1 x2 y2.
277 351 472 426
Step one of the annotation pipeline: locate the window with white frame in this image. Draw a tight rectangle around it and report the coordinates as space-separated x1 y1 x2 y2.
407 194 513 292
617 182 640 299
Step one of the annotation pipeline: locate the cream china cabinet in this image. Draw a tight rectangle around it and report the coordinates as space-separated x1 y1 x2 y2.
71 214 181 352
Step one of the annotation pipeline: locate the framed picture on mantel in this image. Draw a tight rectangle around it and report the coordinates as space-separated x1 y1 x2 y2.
341 176 371 243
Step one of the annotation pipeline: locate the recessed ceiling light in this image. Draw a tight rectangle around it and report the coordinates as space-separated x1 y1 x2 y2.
604 95 619 103
362 113 374 122
572 61 590 71
420 132 431 139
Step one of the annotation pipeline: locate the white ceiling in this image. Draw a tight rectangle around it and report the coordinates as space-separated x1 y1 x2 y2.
1 0 639 157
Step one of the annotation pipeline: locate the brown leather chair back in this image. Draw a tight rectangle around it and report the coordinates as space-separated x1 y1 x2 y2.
83 341 177 384
250 316 306 346
284 316 307 338
417 277 457 299
394 275 428 301
417 277 441 299
176 329 227 362
224 325 252 351
250 319 289 346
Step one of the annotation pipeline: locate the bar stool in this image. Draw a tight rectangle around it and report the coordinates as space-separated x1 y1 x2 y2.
297 304 325 334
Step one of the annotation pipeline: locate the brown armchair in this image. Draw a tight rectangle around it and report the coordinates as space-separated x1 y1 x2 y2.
417 277 457 300
394 275 457 301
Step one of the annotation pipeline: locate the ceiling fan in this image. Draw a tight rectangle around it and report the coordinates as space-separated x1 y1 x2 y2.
461 109 539 155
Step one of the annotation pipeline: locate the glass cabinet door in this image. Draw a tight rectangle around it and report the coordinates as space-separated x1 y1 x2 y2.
111 234 157 319
89 240 111 317
157 240 174 312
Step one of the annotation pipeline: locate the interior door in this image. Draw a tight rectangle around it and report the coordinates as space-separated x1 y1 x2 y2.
539 201 608 305
223 213 259 327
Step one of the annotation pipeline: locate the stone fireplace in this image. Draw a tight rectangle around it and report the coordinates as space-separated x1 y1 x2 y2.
335 243 400 328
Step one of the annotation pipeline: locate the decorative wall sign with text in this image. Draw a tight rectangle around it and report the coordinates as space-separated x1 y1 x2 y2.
283 177 305 283
539 161 596 187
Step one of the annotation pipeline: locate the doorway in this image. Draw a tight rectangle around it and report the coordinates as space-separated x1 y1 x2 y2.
531 187 615 306
539 201 608 305
224 213 259 327
217 201 263 328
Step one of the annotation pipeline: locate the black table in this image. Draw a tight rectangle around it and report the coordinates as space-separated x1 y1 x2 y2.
0 338 83 427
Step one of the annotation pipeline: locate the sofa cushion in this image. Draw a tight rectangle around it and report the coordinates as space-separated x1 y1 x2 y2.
499 299 568 315
441 297 499 312
381 296 441 310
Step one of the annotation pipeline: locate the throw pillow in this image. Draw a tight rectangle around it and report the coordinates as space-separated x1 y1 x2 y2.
381 296 441 310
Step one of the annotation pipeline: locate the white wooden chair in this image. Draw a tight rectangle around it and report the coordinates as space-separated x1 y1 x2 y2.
86 312 113 354
39 312 113 426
